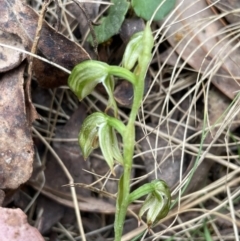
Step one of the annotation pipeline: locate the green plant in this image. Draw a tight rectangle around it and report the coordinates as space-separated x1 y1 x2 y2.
89 0 176 44
68 23 171 240
132 0 176 21
88 0 129 44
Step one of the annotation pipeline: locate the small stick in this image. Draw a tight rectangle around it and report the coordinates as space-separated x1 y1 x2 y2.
25 0 53 123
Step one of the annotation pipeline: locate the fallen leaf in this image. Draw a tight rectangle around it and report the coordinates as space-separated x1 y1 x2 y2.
35 196 65 234
119 18 145 43
90 152 123 204
164 0 240 99
0 64 34 189
206 87 240 132
136 122 190 189
208 0 240 24
184 87 240 193
114 80 134 107
0 207 44 241
114 75 151 107
29 181 131 214
0 30 26 72
67 1 100 38
0 0 90 88
28 105 93 231
46 105 92 196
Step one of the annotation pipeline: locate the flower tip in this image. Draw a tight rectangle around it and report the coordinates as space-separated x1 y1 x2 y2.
82 155 88 161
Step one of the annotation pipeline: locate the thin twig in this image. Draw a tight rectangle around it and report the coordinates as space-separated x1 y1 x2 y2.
25 0 53 123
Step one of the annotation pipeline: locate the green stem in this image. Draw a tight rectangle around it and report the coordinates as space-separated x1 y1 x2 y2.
106 116 126 137
109 66 137 85
114 22 154 241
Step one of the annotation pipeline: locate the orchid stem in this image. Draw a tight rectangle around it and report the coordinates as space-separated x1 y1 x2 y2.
113 22 154 241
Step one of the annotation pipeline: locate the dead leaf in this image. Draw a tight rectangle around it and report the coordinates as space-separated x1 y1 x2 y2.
0 0 90 88
120 18 145 43
0 30 26 72
184 87 240 193
0 207 44 241
0 64 34 189
47 105 92 196
28 105 92 230
67 1 100 38
208 0 240 24
164 0 240 99
114 80 134 107
29 181 130 214
114 75 151 107
207 87 240 132
35 196 65 234
136 122 189 189
90 153 123 204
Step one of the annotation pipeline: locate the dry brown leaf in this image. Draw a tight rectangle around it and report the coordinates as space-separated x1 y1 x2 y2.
47 105 92 196
29 181 129 214
90 153 123 204
114 75 151 107
0 0 90 88
27 105 93 231
162 0 240 193
164 0 240 99
67 1 100 38
35 196 65 234
0 30 26 72
207 87 240 132
185 86 240 193
208 0 240 24
0 64 34 189
120 18 145 43
0 207 44 241
28 105 94 230
136 122 189 189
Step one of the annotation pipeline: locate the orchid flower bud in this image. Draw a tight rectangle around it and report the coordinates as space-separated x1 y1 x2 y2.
122 31 144 70
68 60 110 100
68 60 137 117
128 179 171 227
79 112 123 175
122 22 154 71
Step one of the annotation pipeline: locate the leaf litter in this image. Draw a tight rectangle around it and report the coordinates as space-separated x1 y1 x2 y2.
0 0 240 240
